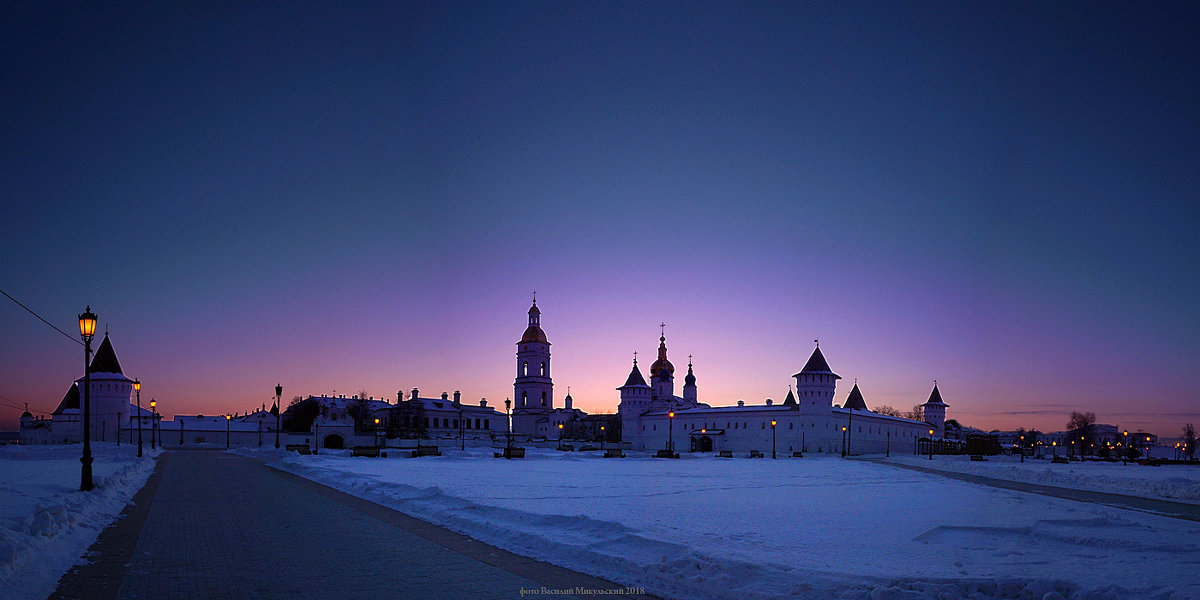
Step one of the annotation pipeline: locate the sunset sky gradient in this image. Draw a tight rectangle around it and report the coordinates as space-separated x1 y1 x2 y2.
2 2 1197 435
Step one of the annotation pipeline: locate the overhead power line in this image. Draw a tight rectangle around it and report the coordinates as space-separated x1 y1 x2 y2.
0 287 85 347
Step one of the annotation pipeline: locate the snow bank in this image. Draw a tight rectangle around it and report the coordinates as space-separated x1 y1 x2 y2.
253 448 1200 600
885 455 1200 504
0 444 159 600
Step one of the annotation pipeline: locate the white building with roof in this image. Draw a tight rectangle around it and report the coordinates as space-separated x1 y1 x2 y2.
619 338 950 456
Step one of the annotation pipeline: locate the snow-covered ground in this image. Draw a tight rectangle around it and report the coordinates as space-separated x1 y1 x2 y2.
0 443 158 600
885 454 1200 504
253 447 1200 600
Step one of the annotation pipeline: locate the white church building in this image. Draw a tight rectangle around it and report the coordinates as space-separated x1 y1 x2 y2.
618 335 949 456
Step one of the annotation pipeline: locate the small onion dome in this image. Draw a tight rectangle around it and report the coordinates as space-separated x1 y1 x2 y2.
528 303 541 316
684 368 696 386
21 410 33 418
520 325 548 343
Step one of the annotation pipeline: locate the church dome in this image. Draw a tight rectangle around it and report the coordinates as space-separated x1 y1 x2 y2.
651 358 674 377
21 410 33 418
520 325 548 343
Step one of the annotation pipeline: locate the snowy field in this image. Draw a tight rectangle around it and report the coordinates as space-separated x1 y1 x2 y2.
884 455 1200 504
254 447 1200 600
0 444 158 600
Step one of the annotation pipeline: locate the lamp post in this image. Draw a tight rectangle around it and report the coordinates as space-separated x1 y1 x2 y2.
313 420 319 455
886 429 890 458
135 379 143 458
257 419 262 448
1052 440 1057 458
599 425 605 452
505 398 513 456
375 417 381 448
841 426 847 457
770 419 777 459
79 306 97 492
846 408 853 457
928 429 934 461
1019 435 1025 463
1123 430 1128 465
274 383 282 449
459 410 465 451
225 414 231 449
668 411 675 456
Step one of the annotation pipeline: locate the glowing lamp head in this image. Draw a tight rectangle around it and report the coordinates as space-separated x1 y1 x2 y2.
701 428 706 434
842 426 847 432
668 411 674 419
374 418 380 425
929 429 934 436
600 426 605 432
771 420 776 427
133 379 141 392
558 423 563 430
78 306 97 340
226 414 231 420
275 383 282 398
150 399 156 409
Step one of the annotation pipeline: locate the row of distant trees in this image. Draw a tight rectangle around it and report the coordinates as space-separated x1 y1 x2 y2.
873 404 922 420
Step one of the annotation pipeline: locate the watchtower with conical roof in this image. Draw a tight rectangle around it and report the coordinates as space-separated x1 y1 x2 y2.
792 343 841 418
513 299 553 435
79 333 135 442
921 382 949 438
617 356 652 443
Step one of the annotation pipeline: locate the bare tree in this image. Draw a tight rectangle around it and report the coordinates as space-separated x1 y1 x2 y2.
1067 411 1097 457
874 405 903 417
1184 423 1196 460
903 405 924 421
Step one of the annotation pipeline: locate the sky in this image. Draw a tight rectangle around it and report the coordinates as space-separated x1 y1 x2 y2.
2 2 1198 436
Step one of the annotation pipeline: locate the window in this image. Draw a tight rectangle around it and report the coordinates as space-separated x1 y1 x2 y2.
761 422 765 429
541 392 546 407
475 418 480 429
522 361 528 376
789 423 793 430
424 417 429 427
453 419 458 428
484 419 490 429
540 362 546 376
521 391 527 406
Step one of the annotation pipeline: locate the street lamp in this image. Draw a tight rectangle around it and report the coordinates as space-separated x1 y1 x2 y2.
134 379 143 458
599 425 605 452
505 398 513 456
928 428 934 461
1123 430 1128 465
375 417 381 448
274 383 282 449
557 423 564 451
668 411 675 456
770 419 777 459
1020 435 1025 463
226 414 231 449
79 306 97 492
886 429 890 458
841 426 847 457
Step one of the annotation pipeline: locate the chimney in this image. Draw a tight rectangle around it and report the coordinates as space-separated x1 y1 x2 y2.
766 399 773 406
398 390 403 403
737 400 745 407
410 388 419 401
453 391 461 404
479 398 487 407
441 392 449 401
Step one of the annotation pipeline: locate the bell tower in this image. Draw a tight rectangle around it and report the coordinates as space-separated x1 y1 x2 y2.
513 296 552 436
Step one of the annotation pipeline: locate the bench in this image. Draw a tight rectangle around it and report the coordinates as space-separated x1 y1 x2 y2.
749 450 763 458
351 446 380 458
285 444 311 455
1138 459 1162 467
603 449 625 458
969 455 987 462
718 450 733 458
655 449 680 459
791 451 804 458
410 445 441 457
1051 456 1070 464
503 447 525 459
559 444 574 452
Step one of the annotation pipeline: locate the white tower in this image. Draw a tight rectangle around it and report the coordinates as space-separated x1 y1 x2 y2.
81 333 134 442
793 342 840 418
513 299 552 436
617 356 652 447
921 382 949 438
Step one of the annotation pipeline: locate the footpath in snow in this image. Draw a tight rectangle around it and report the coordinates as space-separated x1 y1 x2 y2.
250 447 1200 600
884 454 1200 504
0 443 158 600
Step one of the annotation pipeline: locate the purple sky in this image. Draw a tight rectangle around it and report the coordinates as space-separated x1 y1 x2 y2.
2 2 1198 436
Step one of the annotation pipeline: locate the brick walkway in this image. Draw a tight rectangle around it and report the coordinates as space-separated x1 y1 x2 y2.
52 450 653 600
